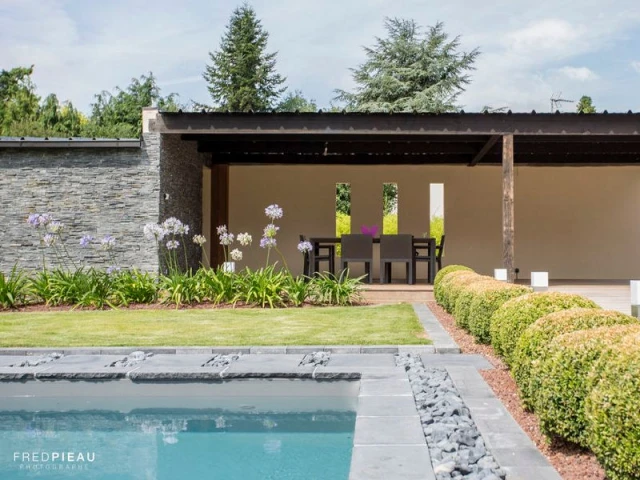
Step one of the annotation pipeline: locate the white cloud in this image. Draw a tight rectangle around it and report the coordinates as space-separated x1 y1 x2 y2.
1 0 640 113
558 66 599 81
632 61 640 73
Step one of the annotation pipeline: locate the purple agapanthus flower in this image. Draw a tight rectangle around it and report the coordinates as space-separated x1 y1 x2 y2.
80 235 94 247
42 233 56 247
100 235 116 251
297 241 313 253
166 240 180 250
260 237 277 249
265 204 283 220
27 213 53 228
106 266 121 275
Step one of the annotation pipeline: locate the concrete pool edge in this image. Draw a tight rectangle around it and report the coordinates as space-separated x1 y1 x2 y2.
0 352 562 479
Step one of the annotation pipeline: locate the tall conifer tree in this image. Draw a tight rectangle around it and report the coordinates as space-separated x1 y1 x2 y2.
204 4 285 112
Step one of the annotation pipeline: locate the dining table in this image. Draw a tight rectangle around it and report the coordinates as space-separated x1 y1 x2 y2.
308 236 437 283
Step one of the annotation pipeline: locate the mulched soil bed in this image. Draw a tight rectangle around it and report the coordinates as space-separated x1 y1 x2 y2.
1 301 374 313
426 301 606 480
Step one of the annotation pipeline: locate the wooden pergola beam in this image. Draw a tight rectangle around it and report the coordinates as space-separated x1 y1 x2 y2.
502 134 515 282
469 135 501 166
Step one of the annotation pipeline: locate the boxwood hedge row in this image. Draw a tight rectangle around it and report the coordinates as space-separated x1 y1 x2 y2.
433 266 640 480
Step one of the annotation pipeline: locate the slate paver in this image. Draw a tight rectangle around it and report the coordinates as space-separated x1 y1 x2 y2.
328 354 396 368
349 445 435 480
412 303 460 353
421 353 493 369
359 378 413 396
354 416 425 445
356 395 419 416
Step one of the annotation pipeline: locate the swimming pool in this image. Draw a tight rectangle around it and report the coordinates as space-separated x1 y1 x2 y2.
0 379 359 480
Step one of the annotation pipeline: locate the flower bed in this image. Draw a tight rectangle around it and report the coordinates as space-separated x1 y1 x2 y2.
1 204 363 309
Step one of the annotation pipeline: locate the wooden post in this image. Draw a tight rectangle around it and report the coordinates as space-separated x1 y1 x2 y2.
502 134 515 282
210 164 229 268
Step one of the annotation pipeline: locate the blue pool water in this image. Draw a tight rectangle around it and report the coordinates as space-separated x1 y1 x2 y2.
0 403 356 479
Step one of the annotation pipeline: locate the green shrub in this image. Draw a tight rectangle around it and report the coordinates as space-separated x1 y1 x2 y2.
383 214 398 234
513 309 638 409
433 265 474 306
232 266 288 308
0 266 30 308
46 268 116 308
430 215 444 248
467 283 532 343
441 271 489 314
30 270 53 305
283 275 312 307
309 270 364 306
490 292 599 364
194 268 236 305
532 325 640 447
452 279 507 330
335 212 351 256
585 332 640 480
159 271 202 307
113 269 158 305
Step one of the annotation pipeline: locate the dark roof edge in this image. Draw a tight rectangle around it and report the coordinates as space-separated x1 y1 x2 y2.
0 137 141 149
159 110 638 117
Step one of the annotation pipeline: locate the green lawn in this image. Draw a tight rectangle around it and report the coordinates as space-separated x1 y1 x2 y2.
0 304 429 347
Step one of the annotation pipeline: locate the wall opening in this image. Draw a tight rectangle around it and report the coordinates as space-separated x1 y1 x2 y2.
383 183 398 234
430 183 444 247
336 183 351 255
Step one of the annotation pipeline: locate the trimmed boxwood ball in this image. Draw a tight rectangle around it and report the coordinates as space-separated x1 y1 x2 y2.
489 292 599 364
532 324 640 447
467 284 532 344
433 265 474 307
586 332 640 480
513 309 638 410
441 272 492 314
453 279 517 331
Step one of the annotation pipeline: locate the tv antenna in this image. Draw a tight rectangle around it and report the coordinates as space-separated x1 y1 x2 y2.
550 92 574 112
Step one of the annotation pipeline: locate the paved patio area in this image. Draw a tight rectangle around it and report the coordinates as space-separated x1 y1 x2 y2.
364 280 633 315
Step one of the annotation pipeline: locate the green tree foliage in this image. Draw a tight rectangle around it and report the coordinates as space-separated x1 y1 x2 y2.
0 66 40 134
576 95 596 114
335 19 479 112
89 73 180 137
0 68 178 138
203 4 286 112
276 90 317 112
335 183 397 216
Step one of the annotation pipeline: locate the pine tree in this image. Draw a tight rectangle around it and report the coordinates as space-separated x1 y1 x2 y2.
203 4 286 112
335 19 479 113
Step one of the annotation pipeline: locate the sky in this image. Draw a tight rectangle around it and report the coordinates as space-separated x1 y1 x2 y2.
1 0 640 114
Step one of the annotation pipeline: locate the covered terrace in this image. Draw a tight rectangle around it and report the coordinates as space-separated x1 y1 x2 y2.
146 109 640 281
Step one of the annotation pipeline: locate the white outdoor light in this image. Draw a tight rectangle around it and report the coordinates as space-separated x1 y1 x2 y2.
631 280 640 318
494 269 508 281
531 272 549 292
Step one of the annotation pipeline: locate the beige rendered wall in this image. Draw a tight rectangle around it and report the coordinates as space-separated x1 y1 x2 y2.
207 165 640 280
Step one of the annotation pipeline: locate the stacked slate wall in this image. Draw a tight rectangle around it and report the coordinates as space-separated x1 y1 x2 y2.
0 133 162 272
158 134 206 272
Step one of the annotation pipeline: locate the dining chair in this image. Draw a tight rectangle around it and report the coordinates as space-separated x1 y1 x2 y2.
380 234 415 284
300 235 335 276
340 234 373 283
435 234 445 271
415 238 435 283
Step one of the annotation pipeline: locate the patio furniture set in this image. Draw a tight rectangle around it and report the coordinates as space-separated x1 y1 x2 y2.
301 234 445 284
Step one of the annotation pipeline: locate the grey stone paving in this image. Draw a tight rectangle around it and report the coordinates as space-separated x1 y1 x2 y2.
0 352 563 479
413 303 461 353
447 366 562 480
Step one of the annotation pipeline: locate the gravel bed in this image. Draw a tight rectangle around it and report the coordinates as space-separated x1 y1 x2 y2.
426 301 606 480
396 353 506 480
